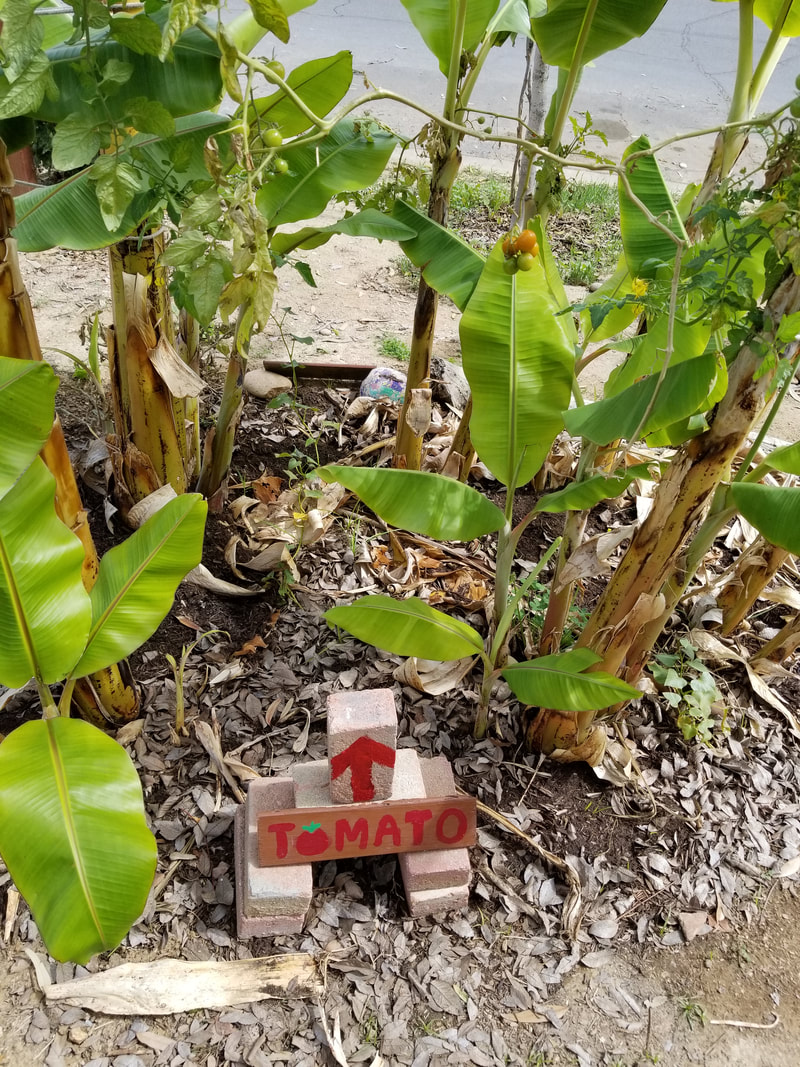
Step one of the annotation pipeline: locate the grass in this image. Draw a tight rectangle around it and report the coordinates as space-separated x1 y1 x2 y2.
448 169 511 226
551 180 622 285
378 334 410 361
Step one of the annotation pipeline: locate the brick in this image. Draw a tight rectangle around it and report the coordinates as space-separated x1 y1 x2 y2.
406 880 470 918
235 779 313 936
246 776 295 835
392 751 471 894
291 759 331 808
419 754 458 797
234 809 307 937
327 689 397 804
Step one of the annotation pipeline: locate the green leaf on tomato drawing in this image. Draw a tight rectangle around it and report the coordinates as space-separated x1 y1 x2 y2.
303 823 321 833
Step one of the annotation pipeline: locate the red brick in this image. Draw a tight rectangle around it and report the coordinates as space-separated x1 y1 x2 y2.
234 809 307 937
327 689 397 804
291 759 331 808
406 881 470 918
235 780 313 936
392 751 471 894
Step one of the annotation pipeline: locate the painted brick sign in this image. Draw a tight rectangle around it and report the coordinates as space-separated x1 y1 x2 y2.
258 796 476 866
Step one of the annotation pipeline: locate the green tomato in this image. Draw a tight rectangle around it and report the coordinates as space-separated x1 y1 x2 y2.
274 157 289 174
502 257 518 275
795 72 800 91
791 98 800 118
265 129 283 149
268 60 286 80
516 252 536 272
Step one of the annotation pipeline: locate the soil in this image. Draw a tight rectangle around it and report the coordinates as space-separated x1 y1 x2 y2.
3 202 800 1067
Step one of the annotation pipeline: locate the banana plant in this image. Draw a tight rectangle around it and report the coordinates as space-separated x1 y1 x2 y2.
0 355 207 963
314 232 639 738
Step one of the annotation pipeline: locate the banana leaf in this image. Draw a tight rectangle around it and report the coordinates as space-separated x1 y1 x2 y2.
72 495 207 678
0 358 58 498
528 216 577 347
0 718 157 963
12 113 231 251
270 209 416 256
502 649 640 710
605 315 712 396
317 465 505 540
579 259 638 345
0 459 91 687
460 241 574 487
392 200 484 311
243 52 353 136
754 0 800 34
325 595 484 661
730 484 800 555
531 0 668 67
565 352 721 445
619 135 687 280
256 120 398 228
534 464 653 513
36 12 223 124
399 0 501 74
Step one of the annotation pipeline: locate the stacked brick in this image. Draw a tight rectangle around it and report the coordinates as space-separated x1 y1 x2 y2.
235 688 472 936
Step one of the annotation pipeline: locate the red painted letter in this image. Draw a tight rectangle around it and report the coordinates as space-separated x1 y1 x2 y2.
265 821 296 859
374 814 401 848
436 808 467 845
404 808 433 845
335 818 369 852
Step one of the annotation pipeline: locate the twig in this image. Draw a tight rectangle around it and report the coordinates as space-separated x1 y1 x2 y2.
466 792 583 940
709 1013 780 1029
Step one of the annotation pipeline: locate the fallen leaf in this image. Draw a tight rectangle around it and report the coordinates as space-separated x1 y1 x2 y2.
44 955 321 1014
233 635 267 657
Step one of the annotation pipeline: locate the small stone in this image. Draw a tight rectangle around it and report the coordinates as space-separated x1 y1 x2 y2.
587 280 603 293
68 1026 91 1044
243 367 293 400
360 366 406 403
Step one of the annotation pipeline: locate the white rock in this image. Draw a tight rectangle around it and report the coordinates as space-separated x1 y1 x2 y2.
243 367 293 400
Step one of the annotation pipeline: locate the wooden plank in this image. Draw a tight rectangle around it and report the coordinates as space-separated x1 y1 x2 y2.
257 796 476 867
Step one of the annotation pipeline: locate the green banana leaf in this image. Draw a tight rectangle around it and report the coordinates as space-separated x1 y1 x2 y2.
35 12 223 124
565 352 721 445
71 495 207 679
534 464 653 513
13 112 231 251
0 718 157 963
392 200 484 311
605 315 712 396
0 459 91 688
579 259 639 346
255 120 398 228
244 52 353 137
399 0 500 74
460 241 574 487
754 0 800 34
317 465 505 540
270 209 416 257
730 484 800 554
0 358 58 498
325 595 484 660
619 136 687 280
745 440 800 481
502 648 640 710
529 216 577 347
531 0 668 68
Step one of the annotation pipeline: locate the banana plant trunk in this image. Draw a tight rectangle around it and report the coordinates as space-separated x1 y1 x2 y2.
393 143 462 470
0 140 138 724
526 268 800 762
107 229 197 515
718 537 790 635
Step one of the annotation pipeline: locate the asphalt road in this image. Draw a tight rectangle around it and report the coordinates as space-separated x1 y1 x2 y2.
234 0 800 182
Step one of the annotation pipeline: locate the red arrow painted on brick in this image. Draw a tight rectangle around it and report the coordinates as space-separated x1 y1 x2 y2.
330 735 396 802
